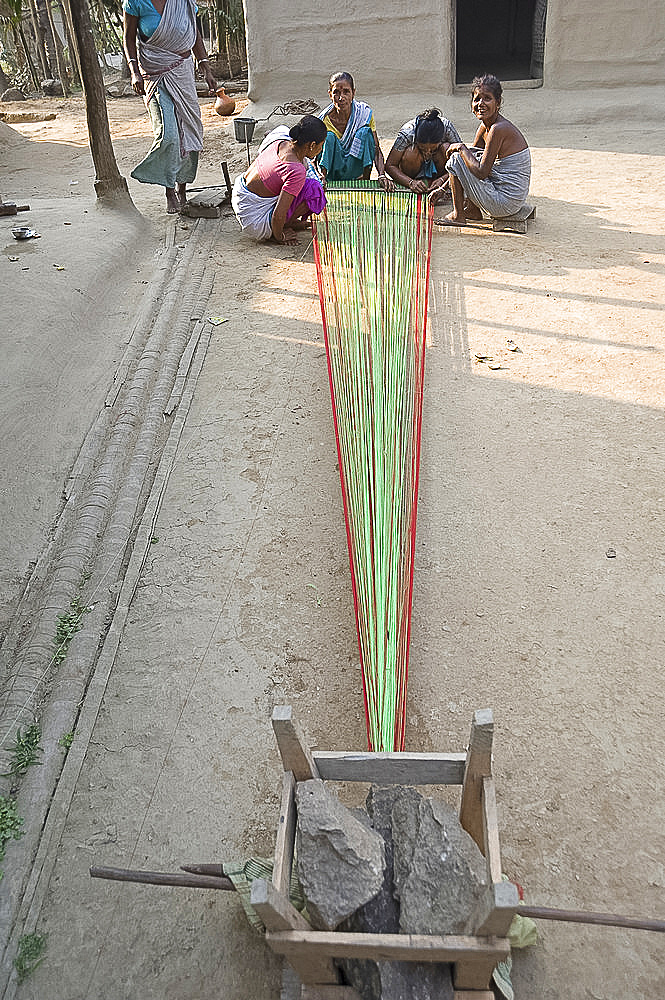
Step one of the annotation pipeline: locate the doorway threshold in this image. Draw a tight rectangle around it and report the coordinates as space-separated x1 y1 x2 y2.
454 78 543 94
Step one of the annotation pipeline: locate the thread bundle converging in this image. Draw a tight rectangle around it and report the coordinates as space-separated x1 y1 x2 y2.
313 181 433 751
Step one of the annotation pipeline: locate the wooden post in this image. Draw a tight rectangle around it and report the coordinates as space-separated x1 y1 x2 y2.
273 770 296 897
455 882 518 991
271 706 320 781
250 879 338 985
459 709 493 851
481 776 502 885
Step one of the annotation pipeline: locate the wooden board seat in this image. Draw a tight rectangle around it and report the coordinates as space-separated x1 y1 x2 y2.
492 204 536 233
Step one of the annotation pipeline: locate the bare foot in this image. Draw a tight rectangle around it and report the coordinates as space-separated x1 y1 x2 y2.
166 188 180 214
436 212 466 227
464 200 483 221
176 182 188 208
270 228 299 246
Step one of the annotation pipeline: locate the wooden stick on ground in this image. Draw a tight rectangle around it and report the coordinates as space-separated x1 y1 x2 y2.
90 865 235 891
180 863 226 878
520 905 665 933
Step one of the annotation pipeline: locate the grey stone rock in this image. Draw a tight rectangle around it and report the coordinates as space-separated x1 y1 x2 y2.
340 957 454 1000
393 795 487 935
350 784 421 934
1 88 26 102
340 787 455 1000
295 779 385 930
106 79 135 98
40 78 63 96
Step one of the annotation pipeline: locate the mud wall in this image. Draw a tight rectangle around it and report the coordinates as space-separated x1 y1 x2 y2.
243 0 452 102
242 0 665 99
544 0 665 87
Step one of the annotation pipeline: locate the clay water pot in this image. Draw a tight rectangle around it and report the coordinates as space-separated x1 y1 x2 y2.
214 87 236 117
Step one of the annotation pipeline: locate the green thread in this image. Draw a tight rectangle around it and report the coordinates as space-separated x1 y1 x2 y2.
315 181 432 751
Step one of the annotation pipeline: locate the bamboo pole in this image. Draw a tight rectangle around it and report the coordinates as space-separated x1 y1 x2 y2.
90 865 235 891
520 904 665 934
27 0 51 78
180 863 225 877
44 0 70 95
15 25 41 90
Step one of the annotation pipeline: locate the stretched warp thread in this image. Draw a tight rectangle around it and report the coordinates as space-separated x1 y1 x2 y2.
313 181 433 751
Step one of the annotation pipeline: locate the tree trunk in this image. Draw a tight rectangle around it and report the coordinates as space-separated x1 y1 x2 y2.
44 0 71 95
223 28 232 79
15 24 41 91
0 65 10 95
36 0 59 77
60 0 83 88
27 0 52 78
67 0 135 207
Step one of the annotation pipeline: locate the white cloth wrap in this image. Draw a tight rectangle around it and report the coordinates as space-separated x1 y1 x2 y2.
446 146 531 218
231 176 277 240
138 0 203 156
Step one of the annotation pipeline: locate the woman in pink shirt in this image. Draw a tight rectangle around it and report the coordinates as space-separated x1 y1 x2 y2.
232 115 327 245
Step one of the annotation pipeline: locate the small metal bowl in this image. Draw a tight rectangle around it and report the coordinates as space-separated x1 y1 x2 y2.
11 227 33 240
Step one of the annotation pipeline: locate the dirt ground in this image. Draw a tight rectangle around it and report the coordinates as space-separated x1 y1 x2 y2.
1 84 665 999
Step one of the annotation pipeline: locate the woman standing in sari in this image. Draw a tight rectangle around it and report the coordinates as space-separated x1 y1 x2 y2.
318 72 394 190
123 0 216 213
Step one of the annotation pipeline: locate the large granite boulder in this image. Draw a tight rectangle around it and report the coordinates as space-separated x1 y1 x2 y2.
295 779 385 930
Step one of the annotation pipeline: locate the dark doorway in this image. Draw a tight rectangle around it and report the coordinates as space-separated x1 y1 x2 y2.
455 0 546 85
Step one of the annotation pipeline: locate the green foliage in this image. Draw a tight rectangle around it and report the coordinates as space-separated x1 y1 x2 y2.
58 731 74 751
14 932 47 984
0 0 22 28
54 597 92 665
2 724 43 780
0 795 23 865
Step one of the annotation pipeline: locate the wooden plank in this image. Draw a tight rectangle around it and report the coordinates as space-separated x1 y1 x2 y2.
272 706 320 781
250 878 310 932
312 751 466 785
492 205 536 233
459 709 493 851
453 992 495 1000
481 776 502 885
189 188 228 207
453 959 496 992
265 930 509 964
469 881 519 937
273 770 297 897
455 882 516 994
251 879 338 985
179 202 222 218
